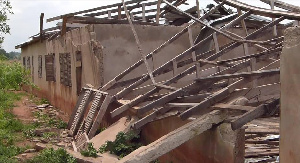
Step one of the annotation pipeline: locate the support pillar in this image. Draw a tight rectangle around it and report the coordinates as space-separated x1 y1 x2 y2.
280 27 300 162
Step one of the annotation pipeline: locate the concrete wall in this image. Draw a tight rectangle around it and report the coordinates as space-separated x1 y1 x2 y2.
280 27 300 163
141 116 245 163
21 24 196 114
21 25 103 115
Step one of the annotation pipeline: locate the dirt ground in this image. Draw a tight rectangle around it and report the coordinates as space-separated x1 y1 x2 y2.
11 91 70 161
12 95 34 123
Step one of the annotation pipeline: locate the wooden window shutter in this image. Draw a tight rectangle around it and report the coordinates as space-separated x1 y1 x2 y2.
59 53 72 87
45 54 55 81
38 55 42 78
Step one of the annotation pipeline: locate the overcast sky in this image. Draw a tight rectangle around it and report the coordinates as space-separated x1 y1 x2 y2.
3 0 300 52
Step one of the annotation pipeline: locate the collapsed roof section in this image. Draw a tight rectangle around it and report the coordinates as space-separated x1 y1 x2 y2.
62 0 300 161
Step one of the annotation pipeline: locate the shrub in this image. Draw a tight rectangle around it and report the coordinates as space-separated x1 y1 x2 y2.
26 148 76 163
99 131 142 158
80 143 98 158
0 60 31 90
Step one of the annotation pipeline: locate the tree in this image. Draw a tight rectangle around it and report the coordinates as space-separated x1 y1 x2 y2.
0 0 13 46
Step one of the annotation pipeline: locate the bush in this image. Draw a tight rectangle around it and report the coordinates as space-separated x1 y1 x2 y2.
26 148 76 163
80 143 98 158
99 131 142 158
0 60 31 90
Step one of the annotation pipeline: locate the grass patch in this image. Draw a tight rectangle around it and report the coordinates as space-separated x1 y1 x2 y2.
0 91 28 162
0 60 34 161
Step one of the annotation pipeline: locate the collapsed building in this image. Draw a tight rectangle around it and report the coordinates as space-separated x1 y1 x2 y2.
15 0 300 162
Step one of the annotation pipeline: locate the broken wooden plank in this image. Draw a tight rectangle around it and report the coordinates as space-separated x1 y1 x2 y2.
245 149 279 158
245 128 279 135
231 98 280 130
119 110 227 163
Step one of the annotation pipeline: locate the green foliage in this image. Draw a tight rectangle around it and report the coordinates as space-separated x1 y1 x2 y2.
0 0 13 46
0 49 20 60
99 131 142 158
26 148 77 163
0 60 31 90
80 143 98 158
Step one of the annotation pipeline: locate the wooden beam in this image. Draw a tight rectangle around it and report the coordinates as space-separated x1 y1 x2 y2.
195 69 280 82
215 0 300 20
188 26 200 78
270 0 278 36
40 13 44 41
237 7 248 36
47 0 149 22
101 4 251 92
142 3 146 22
111 10 282 118
217 47 282 64
156 0 162 24
162 0 244 42
61 16 67 36
118 5 122 20
123 0 156 85
196 0 200 18
180 59 279 120
231 98 279 130
119 110 227 163
260 0 300 12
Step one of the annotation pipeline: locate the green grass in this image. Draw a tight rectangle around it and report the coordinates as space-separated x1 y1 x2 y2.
0 61 75 162
0 90 27 162
0 61 36 161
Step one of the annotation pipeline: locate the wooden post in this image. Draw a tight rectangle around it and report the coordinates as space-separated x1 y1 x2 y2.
40 13 44 42
270 0 277 36
61 16 67 36
108 10 112 19
237 7 248 36
156 0 162 24
196 0 200 18
172 60 178 76
118 5 122 20
142 3 146 22
188 26 200 78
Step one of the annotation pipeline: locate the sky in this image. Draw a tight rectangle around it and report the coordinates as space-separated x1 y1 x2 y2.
2 0 300 52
